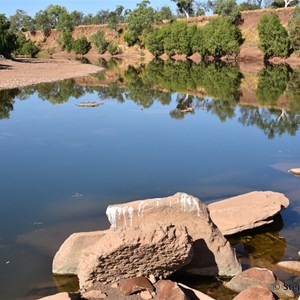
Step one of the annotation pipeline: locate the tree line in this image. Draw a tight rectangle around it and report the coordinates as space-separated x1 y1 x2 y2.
1 0 300 59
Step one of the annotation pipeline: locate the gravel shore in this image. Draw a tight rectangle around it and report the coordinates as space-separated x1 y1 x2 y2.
0 58 103 90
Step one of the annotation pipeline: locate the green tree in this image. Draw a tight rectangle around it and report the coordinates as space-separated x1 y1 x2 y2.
288 6 300 52
145 28 166 56
257 13 290 58
256 65 290 106
124 0 155 46
90 30 109 54
9 10 35 32
202 17 243 58
171 0 194 18
70 10 84 26
0 14 17 57
56 11 74 32
72 36 91 55
14 32 39 57
155 6 174 21
213 0 242 24
107 5 125 32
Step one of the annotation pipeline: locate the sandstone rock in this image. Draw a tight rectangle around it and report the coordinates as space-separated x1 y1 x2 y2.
119 276 154 295
233 286 275 300
208 191 289 235
140 290 153 300
111 282 118 288
52 230 107 275
81 290 107 299
106 192 241 277
156 280 191 300
148 274 156 284
277 261 300 273
38 293 72 300
78 223 193 289
224 267 294 299
178 283 215 300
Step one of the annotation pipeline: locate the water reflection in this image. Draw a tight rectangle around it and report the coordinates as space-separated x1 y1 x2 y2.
1 60 300 138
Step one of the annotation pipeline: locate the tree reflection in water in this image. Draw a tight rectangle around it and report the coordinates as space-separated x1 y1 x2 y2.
1 60 300 138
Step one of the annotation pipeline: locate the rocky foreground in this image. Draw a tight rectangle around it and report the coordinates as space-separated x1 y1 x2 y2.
0 58 102 90
41 191 296 300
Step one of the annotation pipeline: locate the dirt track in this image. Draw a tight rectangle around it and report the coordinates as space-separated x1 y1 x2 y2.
0 58 102 90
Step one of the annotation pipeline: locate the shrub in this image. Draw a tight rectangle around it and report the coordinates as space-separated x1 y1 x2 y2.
72 36 91 55
202 17 243 58
288 6 300 52
107 42 122 55
257 13 290 58
145 29 165 57
61 31 74 53
214 0 242 25
90 30 109 54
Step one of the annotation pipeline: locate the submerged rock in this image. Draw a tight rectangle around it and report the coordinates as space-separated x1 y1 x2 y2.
106 192 241 277
77 223 193 289
208 191 289 235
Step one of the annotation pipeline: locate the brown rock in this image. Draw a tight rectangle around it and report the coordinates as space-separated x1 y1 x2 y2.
106 192 241 277
38 293 72 300
119 276 154 295
208 191 289 235
277 261 300 273
224 267 294 299
233 286 275 300
78 223 193 289
140 290 153 300
52 230 107 275
81 290 107 299
156 280 191 300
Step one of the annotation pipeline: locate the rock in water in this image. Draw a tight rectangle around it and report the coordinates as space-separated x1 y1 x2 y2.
106 192 241 277
52 230 107 275
208 191 289 235
77 223 193 289
277 261 300 273
289 168 300 176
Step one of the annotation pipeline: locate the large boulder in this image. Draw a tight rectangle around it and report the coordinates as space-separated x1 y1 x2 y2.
233 286 275 300
224 267 294 299
52 230 107 275
208 191 289 235
77 223 193 289
106 192 241 277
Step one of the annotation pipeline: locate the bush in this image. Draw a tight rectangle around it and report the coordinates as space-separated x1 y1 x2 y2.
201 17 244 58
14 32 39 57
124 30 138 46
257 13 290 58
145 29 165 57
107 42 122 55
61 31 74 53
90 30 109 54
72 36 91 55
288 6 300 52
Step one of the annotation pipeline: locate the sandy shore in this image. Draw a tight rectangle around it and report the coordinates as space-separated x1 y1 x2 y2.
0 58 103 90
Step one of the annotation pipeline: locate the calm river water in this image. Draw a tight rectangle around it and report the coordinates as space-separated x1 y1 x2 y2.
0 60 300 299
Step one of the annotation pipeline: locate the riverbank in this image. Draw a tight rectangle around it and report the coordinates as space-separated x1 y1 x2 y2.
0 58 102 90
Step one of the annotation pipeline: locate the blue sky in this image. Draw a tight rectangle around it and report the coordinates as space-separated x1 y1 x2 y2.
1 0 178 17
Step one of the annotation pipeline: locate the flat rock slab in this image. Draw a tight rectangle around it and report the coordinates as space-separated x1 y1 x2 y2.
224 267 294 299
78 223 193 289
208 191 289 235
53 230 108 275
106 192 241 277
233 286 275 300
